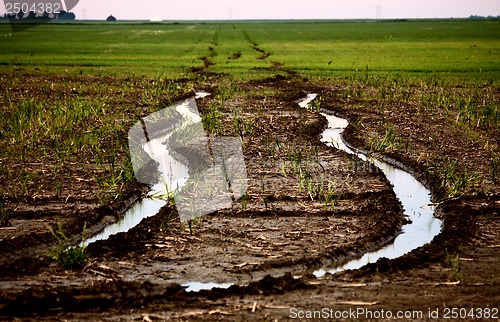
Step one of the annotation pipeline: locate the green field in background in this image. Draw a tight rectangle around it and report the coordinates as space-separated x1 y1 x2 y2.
1 19 499 81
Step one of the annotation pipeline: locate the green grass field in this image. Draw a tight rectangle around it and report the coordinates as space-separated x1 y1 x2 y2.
1 19 499 81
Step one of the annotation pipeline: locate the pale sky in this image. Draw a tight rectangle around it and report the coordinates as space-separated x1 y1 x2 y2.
3 0 500 20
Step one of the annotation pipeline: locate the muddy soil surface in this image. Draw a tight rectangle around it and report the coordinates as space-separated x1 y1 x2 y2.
0 75 498 321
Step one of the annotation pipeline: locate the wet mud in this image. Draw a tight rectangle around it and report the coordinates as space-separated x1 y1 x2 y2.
0 74 498 320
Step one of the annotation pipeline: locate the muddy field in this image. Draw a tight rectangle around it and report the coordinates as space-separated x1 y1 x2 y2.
0 74 498 321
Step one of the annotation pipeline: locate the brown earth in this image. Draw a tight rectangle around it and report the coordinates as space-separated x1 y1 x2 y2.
0 74 498 321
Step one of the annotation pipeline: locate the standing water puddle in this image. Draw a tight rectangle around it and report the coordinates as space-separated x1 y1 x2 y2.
314 113 443 275
300 94 443 276
84 93 208 246
85 93 443 291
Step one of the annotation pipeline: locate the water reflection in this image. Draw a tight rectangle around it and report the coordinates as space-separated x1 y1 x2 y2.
314 112 442 276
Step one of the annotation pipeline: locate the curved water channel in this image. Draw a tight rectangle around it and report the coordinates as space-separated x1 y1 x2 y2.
300 94 443 277
84 93 443 292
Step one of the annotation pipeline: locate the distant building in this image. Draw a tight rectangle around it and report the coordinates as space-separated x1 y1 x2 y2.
106 15 116 22
150 16 163 22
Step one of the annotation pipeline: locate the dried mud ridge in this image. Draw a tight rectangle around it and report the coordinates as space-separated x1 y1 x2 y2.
0 74 498 319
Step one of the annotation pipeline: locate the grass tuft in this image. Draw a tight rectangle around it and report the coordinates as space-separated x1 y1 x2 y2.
427 159 479 199
0 195 9 227
446 249 462 282
47 223 88 269
491 153 500 183
369 124 406 153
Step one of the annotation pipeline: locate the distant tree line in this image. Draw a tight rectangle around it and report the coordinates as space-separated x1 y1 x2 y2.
469 15 500 20
0 10 76 21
